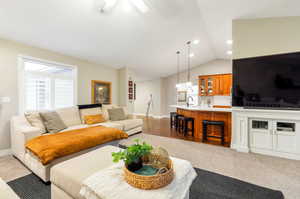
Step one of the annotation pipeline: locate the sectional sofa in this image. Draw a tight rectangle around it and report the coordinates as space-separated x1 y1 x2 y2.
10 104 143 182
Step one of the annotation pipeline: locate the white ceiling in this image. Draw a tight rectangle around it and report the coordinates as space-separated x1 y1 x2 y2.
0 0 299 81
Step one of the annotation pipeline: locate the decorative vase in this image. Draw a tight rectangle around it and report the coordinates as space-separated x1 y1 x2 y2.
127 158 143 172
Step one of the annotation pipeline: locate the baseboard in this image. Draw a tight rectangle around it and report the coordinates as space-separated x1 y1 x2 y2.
0 148 12 157
134 113 168 119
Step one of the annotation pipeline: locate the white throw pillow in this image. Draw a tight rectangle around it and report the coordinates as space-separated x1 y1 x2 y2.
24 112 46 133
56 107 82 127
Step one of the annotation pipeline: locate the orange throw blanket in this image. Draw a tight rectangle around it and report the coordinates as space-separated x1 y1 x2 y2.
26 126 128 165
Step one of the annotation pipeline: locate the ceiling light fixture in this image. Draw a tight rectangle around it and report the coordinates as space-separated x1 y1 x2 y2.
186 41 192 88
189 53 195 58
97 0 118 12
193 40 200 45
226 40 233 45
130 0 149 13
227 50 232 55
175 51 181 89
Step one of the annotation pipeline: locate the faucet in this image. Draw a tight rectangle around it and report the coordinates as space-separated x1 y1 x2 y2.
187 96 194 107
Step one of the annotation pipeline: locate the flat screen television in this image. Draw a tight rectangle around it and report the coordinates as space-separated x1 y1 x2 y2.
232 52 300 110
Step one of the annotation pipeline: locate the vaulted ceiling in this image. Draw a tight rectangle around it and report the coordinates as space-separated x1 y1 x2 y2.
0 0 299 80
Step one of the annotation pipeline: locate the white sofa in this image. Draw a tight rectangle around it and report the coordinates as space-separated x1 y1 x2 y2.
10 105 142 182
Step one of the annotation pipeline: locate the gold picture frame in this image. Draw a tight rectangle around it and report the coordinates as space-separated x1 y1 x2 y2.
91 80 112 104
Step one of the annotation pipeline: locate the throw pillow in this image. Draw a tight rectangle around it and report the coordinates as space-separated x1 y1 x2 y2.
107 108 126 121
84 114 106 125
79 107 102 124
56 107 82 127
102 104 118 121
39 111 67 134
24 112 46 133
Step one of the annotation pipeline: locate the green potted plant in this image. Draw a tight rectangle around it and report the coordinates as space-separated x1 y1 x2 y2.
112 139 153 172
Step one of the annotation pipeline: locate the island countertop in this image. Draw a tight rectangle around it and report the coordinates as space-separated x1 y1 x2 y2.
170 105 232 112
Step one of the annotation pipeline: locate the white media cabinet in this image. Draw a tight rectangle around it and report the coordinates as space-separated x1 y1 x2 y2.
232 108 300 160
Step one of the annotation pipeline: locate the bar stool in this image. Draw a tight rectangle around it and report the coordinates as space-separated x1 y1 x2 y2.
202 120 225 145
183 117 195 137
170 112 177 128
177 115 185 133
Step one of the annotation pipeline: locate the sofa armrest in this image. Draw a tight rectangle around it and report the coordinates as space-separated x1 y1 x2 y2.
127 114 137 119
21 126 42 142
10 116 42 160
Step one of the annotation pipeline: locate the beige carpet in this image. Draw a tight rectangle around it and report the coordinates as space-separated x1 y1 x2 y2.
1 134 299 199
120 134 300 199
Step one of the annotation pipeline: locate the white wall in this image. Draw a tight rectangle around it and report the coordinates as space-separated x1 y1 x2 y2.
135 78 163 116
233 16 300 59
0 38 119 150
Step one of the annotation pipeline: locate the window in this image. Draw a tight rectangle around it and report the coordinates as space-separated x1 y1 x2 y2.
18 56 77 113
187 85 198 105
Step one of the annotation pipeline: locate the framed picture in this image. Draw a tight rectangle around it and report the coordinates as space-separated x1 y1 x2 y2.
129 87 133 93
128 93 133 100
128 81 133 87
91 80 112 104
177 91 187 102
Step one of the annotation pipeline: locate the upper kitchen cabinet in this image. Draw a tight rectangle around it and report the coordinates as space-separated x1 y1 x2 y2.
198 74 232 96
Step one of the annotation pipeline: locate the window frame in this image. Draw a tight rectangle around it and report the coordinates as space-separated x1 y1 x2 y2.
18 55 78 114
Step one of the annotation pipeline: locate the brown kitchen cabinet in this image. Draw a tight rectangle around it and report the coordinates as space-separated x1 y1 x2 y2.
198 74 232 96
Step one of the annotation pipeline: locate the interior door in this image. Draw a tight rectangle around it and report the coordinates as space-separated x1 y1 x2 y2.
249 119 273 150
273 121 297 153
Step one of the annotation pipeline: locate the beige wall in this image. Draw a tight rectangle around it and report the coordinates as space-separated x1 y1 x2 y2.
233 16 300 59
0 38 119 150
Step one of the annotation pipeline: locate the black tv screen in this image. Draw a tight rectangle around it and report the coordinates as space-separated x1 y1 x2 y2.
232 52 300 109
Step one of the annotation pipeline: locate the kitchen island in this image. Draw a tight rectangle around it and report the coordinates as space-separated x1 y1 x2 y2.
170 105 232 146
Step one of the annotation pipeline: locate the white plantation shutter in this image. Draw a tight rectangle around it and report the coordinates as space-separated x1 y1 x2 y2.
19 57 77 112
54 79 74 108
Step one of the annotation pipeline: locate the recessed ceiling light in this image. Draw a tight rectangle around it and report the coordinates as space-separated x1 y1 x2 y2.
227 50 232 55
193 40 200 45
189 53 195 57
130 0 149 13
226 40 233 45
98 0 118 12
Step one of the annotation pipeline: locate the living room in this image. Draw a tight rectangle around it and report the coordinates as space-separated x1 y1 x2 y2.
0 1 300 199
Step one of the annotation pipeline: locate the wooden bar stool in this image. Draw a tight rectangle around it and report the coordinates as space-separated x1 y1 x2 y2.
177 115 185 133
183 117 195 137
170 112 177 128
202 120 225 145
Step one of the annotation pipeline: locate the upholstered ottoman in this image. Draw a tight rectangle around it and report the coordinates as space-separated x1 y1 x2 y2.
0 178 20 199
51 145 194 199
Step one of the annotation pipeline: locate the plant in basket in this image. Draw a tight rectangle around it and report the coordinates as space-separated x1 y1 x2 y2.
112 139 153 172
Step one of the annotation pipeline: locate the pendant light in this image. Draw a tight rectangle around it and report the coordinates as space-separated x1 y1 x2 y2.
175 51 181 88
186 41 192 88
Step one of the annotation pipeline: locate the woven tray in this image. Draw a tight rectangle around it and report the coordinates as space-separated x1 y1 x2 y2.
124 160 174 190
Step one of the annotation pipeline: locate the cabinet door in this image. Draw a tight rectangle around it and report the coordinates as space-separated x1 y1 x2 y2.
207 77 214 96
219 74 232 96
249 119 273 150
273 121 297 153
199 78 206 96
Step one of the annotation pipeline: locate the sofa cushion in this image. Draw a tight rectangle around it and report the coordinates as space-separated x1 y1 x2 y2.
107 108 126 121
56 107 82 127
113 119 143 131
102 105 118 121
24 112 46 133
79 107 102 123
89 122 123 131
84 114 106 125
40 111 67 134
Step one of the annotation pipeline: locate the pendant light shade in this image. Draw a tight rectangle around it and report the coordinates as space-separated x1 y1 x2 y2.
175 51 181 88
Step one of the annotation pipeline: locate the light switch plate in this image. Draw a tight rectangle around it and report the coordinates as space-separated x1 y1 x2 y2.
0 97 11 103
